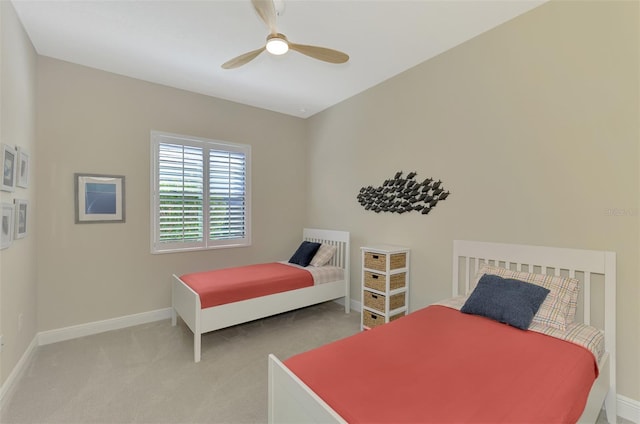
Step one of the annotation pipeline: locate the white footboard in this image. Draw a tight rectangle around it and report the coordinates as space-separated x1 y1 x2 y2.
268 354 345 424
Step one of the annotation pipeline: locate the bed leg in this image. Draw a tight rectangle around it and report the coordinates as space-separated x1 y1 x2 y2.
194 332 201 363
171 308 177 326
605 391 616 424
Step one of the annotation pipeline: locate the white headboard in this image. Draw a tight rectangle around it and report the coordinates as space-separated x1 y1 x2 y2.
452 240 616 420
303 228 350 306
303 228 350 270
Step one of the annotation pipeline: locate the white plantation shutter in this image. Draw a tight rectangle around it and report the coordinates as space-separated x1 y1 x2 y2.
158 143 204 243
209 149 247 241
151 132 251 253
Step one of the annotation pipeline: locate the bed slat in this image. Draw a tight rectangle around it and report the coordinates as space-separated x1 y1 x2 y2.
584 272 591 326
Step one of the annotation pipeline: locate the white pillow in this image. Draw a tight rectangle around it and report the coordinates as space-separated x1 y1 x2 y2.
309 243 337 267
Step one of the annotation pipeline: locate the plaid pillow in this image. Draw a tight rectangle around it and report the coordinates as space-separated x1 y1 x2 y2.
309 243 337 267
474 264 579 330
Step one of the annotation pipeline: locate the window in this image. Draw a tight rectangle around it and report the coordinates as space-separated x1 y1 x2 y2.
151 131 251 253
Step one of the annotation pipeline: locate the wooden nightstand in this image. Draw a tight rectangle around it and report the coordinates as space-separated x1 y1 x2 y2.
360 245 410 330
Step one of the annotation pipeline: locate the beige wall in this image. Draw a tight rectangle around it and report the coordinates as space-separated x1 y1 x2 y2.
36 58 308 331
0 1 38 384
307 0 639 401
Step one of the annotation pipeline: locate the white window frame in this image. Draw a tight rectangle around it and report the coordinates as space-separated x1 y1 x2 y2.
150 131 251 254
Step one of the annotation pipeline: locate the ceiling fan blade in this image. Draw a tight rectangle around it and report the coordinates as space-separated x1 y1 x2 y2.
251 0 277 35
288 43 349 64
221 47 266 69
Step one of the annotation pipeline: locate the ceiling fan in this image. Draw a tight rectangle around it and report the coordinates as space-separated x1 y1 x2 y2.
221 0 349 69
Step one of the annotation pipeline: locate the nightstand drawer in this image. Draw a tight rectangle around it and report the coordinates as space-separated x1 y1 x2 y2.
363 251 407 272
364 271 406 292
363 290 405 313
362 310 405 329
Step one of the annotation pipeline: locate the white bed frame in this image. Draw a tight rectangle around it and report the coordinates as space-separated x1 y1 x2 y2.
172 228 350 362
268 240 616 424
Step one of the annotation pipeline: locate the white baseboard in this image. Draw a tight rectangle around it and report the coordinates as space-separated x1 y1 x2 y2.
351 299 362 312
332 297 362 313
0 335 38 411
38 307 173 345
1 308 173 411
618 395 640 423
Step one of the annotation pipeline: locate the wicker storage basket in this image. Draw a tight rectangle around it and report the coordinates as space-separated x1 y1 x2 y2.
363 290 406 313
362 310 406 329
390 311 405 322
362 311 384 329
389 253 407 270
364 252 407 272
389 273 406 290
364 271 406 292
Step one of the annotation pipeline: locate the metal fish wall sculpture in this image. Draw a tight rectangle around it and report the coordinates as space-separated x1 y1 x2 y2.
357 171 450 215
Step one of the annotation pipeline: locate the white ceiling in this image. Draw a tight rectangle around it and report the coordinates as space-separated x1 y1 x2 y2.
11 0 545 119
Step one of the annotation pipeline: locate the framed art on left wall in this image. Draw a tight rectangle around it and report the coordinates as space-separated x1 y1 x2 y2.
1 203 14 249
2 144 16 192
14 199 28 239
16 147 29 188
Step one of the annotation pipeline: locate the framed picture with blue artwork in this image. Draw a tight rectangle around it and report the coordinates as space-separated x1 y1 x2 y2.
74 173 125 223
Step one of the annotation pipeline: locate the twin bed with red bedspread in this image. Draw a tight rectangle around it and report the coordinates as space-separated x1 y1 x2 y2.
171 228 350 362
268 240 617 424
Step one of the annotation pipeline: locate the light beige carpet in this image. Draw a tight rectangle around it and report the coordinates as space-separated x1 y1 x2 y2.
1 301 359 423
1 301 623 424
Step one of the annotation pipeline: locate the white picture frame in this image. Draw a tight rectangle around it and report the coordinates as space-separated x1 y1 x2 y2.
1 203 14 249
74 173 126 223
16 147 29 188
2 144 16 192
14 199 28 239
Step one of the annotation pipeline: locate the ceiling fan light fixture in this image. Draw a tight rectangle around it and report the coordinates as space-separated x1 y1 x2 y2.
266 34 289 55
221 2 349 68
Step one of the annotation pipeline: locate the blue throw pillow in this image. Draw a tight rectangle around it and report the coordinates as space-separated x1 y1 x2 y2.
461 274 550 330
288 241 322 267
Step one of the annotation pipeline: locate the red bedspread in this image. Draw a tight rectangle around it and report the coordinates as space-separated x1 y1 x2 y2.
285 305 598 424
180 263 313 309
